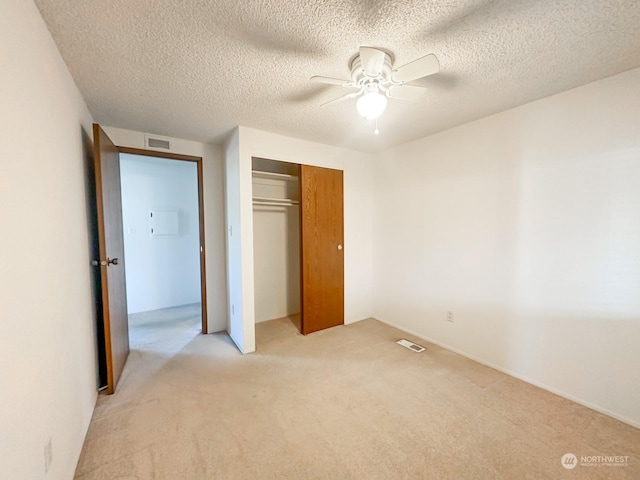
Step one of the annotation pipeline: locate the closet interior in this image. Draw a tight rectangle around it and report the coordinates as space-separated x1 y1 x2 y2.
252 157 301 330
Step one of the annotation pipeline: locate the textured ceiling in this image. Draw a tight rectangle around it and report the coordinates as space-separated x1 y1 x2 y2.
34 0 640 152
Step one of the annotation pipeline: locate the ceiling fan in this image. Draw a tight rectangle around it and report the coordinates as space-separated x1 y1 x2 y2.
311 47 440 123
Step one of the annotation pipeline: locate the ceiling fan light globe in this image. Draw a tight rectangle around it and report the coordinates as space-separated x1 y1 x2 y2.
356 91 387 120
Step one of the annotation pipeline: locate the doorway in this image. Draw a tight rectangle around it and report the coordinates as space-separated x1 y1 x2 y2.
92 126 208 392
119 152 205 351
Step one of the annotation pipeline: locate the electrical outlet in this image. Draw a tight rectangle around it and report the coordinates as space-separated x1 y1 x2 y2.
446 311 454 322
44 437 53 473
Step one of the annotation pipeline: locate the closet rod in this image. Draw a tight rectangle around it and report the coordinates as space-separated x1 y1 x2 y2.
253 200 299 207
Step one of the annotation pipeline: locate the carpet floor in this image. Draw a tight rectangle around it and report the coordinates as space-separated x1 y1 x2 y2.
74 310 639 479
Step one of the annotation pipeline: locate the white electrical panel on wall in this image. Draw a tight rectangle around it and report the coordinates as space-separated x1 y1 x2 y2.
150 209 179 236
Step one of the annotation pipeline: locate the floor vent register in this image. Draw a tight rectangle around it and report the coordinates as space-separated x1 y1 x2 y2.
396 339 426 352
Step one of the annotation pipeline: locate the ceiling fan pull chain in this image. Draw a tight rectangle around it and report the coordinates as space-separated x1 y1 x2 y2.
374 118 380 135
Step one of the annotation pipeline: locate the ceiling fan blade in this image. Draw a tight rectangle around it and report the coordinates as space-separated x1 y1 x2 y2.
387 84 427 102
311 76 351 86
359 47 386 77
392 53 439 83
321 91 361 106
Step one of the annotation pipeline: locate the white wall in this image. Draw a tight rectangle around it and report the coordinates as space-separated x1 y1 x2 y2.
223 128 247 351
373 67 640 427
0 0 97 477
120 154 201 313
224 126 374 353
252 175 300 322
104 127 228 333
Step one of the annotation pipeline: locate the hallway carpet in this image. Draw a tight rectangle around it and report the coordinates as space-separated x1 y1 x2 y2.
74 313 639 479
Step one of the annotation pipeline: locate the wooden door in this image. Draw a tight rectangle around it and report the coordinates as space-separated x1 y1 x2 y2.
93 124 129 394
299 165 344 334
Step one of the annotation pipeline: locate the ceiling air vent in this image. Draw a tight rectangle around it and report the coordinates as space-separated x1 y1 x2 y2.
396 339 426 352
146 136 171 150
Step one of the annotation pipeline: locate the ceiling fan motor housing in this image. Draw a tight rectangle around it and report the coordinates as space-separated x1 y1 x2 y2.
350 52 393 88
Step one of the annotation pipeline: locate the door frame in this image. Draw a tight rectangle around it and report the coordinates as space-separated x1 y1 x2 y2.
118 146 209 334
250 158 345 338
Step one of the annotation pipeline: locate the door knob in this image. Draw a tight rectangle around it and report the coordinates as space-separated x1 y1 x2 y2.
94 258 118 266
337 244 343 251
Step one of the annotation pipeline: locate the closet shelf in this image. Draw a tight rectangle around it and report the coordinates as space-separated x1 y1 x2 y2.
252 170 298 181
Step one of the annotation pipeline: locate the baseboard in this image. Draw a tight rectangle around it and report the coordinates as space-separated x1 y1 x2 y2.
344 316 372 326
374 316 640 430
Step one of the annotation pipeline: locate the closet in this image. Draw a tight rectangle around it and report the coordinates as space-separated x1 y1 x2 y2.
252 158 301 327
252 157 344 335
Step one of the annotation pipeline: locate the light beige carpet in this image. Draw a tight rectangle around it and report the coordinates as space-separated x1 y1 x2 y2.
75 312 639 479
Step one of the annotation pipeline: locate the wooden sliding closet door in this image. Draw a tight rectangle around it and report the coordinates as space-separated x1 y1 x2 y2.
299 165 344 334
